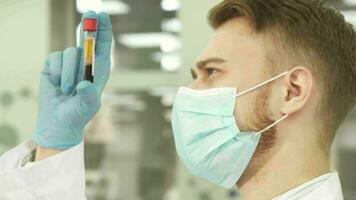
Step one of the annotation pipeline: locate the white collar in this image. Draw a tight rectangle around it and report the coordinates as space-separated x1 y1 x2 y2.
272 171 343 200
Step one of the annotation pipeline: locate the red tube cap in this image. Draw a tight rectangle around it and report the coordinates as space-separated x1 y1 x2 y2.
83 18 97 31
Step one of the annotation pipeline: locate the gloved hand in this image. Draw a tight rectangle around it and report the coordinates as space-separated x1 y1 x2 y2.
32 11 112 149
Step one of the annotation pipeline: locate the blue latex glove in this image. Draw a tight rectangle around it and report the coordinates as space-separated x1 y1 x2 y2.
32 11 112 149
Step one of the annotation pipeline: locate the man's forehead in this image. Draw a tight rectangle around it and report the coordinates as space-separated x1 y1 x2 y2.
194 20 267 75
198 27 264 63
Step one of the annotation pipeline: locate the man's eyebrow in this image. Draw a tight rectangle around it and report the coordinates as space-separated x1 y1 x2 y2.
190 57 226 79
196 57 226 69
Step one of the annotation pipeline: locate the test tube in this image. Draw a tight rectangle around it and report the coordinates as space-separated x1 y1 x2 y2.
83 18 97 83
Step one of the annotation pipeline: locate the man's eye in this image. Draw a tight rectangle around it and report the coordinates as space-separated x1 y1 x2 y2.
206 68 218 76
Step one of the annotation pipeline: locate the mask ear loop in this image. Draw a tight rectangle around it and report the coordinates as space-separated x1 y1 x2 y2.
233 71 289 134
235 71 289 98
256 114 289 135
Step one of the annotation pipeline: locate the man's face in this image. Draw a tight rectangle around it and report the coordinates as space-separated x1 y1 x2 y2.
189 17 282 187
190 17 273 132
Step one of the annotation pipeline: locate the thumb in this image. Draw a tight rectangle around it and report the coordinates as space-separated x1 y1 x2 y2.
76 81 101 116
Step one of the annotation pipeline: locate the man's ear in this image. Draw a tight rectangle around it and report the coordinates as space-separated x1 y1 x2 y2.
280 67 314 115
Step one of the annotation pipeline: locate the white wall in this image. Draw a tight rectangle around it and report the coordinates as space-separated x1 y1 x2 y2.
0 0 49 143
178 0 219 86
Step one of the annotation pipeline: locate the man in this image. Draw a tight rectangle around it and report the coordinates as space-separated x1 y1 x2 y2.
1 0 355 199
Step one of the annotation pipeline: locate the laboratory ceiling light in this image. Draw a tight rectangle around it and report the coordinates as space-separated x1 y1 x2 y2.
118 32 181 52
161 18 182 33
161 0 181 11
76 0 130 15
152 52 181 72
160 54 181 71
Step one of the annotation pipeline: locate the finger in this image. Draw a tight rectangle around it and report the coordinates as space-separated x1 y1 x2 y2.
61 47 80 95
94 12 113 92
76 81 101 116
40 59 61 97
47 51 63 85
96 12 112 56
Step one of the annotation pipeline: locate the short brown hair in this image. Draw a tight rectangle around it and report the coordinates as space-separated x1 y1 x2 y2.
208 0 356 145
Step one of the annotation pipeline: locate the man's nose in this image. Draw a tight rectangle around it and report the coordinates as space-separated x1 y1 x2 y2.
189 79 208 90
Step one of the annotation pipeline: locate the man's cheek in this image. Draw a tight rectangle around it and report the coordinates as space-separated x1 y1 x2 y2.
233 97 254 131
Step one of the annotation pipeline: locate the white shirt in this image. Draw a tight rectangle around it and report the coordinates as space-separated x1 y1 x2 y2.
0 140 344 200
273 172 343 200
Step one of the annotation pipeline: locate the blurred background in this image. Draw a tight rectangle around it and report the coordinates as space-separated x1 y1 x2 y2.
0 0 355 199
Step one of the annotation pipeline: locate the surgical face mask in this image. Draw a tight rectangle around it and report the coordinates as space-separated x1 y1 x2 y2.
171 71 289 188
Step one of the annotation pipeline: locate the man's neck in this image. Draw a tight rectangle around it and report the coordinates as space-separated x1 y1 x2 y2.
237 139 330 200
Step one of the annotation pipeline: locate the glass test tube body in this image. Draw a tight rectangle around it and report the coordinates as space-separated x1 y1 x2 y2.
84 31 96 83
